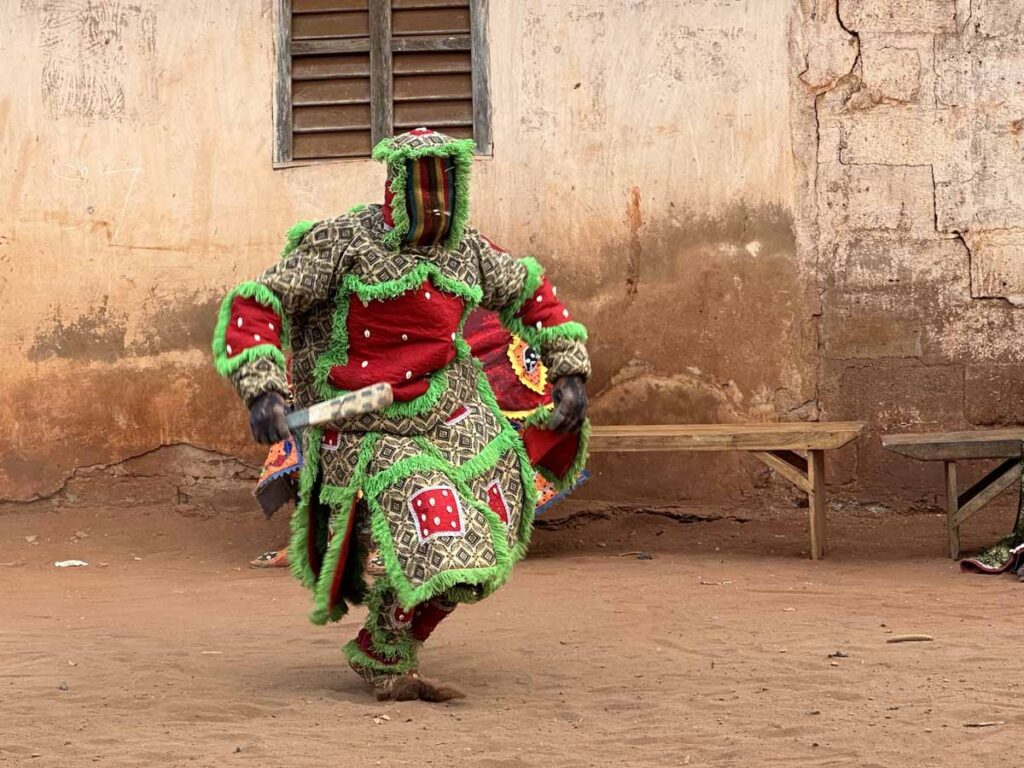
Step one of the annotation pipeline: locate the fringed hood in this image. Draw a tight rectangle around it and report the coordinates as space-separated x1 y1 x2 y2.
373 128 475 250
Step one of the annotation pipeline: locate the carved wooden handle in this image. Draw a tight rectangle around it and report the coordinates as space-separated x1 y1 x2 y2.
285 383 394 431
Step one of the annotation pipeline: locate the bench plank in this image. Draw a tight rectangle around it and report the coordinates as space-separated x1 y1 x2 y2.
590 422 864 453
882 429 1024 461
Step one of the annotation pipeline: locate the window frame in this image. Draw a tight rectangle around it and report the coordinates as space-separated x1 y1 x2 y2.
273 0 491 167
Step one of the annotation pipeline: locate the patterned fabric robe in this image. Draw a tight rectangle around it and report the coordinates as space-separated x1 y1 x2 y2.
212 130 591 635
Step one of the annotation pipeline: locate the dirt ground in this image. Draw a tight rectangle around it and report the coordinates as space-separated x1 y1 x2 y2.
1 500 1022 768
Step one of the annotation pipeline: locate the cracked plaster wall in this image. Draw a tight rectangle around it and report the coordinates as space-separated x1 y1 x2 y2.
796 0 1024 507
8 0 1015 514
1 0 804 508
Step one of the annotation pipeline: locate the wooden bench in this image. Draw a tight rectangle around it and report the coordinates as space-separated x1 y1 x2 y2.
589 422 866 560
882 429 1024 559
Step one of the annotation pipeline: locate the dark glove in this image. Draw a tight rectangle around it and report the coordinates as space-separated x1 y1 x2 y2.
547 375 588 433
249 391 291 445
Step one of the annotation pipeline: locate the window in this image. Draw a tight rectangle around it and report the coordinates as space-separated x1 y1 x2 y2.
274 0 491 164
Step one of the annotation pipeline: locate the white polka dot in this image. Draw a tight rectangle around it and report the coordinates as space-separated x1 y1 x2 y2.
446 505 452 513
236 317 243 328
451 332 456 340
268 322 275 331
536 295 543 303
401 334 408 341
363 329 370 338
361 300 368 308
442 490 448 497
424 291 431 300
563 309 570 318
429 498 436 507
536 321 543 330
420 513 426 521
361 360 368 368
254 334 262 342
450 521 458 529
433 516 441 525
416 499 423 507
422 528 428 536
226 344 233 354
552 286 558 296
405 371 412 379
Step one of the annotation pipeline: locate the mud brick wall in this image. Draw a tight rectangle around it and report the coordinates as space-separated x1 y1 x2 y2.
795 0 1024 507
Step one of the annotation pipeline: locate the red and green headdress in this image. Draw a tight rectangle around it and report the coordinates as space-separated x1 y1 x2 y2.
374 128 475 250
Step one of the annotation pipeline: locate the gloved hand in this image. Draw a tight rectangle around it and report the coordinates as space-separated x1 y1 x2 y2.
249 391 291 445
547 375 588 433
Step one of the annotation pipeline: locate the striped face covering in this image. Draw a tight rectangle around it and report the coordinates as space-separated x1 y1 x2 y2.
403 156 456 247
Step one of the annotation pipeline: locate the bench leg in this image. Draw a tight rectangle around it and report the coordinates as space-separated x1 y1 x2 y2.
808 449 827 560
945 460 960 560
751 449 828 560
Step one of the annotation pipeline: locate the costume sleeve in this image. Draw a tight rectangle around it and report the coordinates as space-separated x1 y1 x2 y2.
212 220 349 406
474 234 591 381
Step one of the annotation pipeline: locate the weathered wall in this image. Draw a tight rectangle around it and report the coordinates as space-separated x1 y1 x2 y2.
794 0 1024 508
0 0 805 507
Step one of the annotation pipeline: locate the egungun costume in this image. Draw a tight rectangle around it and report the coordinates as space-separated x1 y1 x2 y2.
213 130 590 699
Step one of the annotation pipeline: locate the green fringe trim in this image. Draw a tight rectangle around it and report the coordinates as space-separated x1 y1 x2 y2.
288 427 323 589
211 281 289 377
312 261 483 419
537 418 591 492
280 220 318 259
308 432 379 625
498 257 589 349
472 363 540 557
348 203 367 214
362 579 420 664
343 638 419 675
510 393 590 490
353 421 526 611
372 136 476 251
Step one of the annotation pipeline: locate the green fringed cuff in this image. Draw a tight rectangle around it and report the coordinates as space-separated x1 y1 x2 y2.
211 281 289 377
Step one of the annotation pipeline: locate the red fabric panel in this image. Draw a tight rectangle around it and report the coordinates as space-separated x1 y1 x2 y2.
355 628 399 664
411 599 456 642
224 295 283 357
409 485 463 540
485 480 510 524
522 425 580 481
515 277 572 330
328 496 358 615
382 184 395 227
463 309 550 413
328 280 463 401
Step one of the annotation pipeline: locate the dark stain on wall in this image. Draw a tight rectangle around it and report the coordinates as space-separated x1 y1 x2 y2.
27 292 221 361
27 297 128 362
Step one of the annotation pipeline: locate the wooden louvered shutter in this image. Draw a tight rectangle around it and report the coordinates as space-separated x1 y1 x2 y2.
274 0 490 164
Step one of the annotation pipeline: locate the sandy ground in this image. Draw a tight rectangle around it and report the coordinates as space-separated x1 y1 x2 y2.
1 502 1023 768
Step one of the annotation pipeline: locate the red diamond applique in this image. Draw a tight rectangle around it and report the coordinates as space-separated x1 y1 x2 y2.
445 405 469 426
393 605 413 627
321 429 340 452
485 480 510 524
409 485 464 542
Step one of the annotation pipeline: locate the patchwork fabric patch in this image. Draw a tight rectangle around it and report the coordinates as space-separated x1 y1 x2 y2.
445 405 469 426
485 479 510 524
377 470 497 588
409 485 465 543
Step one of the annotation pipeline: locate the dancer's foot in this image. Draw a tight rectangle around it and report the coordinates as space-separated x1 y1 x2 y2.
379 672 466 703
350 660 465 702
